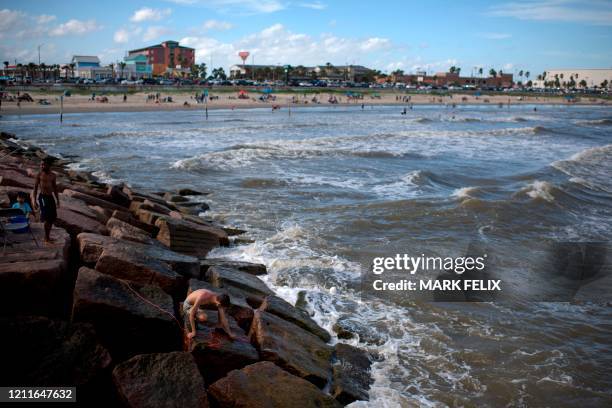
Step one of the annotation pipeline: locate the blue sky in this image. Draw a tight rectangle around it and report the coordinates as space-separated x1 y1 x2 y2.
1 0 610 76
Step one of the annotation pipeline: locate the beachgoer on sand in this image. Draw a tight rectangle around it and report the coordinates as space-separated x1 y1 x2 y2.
32 158 60 243
184 289 235 340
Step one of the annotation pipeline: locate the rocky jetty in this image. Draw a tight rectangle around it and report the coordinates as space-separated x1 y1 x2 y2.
0 131 372 407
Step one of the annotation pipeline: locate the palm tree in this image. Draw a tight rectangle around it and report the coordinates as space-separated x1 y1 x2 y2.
118 62 126 79
525 71 530 81
489 68 497 77
579 79 587 88
449 66 456 74
478 67 483 77
3 61 8 75
109 63 115 79
69 63 76 78
456 67 461 76
40 62 47 81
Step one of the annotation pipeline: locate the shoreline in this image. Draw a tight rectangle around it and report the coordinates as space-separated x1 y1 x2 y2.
0 131 370 406
1 90 609 116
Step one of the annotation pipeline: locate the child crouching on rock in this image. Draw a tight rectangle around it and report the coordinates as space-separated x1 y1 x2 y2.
184 289 236 341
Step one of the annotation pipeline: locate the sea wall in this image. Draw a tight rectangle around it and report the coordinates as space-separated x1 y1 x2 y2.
0 131 372 407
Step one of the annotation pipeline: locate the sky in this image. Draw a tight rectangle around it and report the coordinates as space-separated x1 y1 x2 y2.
1 0 611 76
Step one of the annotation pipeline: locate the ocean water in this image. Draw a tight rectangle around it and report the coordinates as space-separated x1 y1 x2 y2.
2 104 612 407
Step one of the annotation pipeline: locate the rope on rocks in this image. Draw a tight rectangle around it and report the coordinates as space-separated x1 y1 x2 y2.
124 282 191 351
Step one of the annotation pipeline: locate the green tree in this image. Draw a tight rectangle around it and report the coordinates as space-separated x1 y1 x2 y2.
489 68 497 77
579 79 587 88
118 62 126 79
478 67 483 77
199 63 207 79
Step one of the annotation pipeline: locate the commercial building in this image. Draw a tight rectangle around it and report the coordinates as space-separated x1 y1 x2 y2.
123 55 152 79
532 69 612 89
389 71 514 88
70 55 112 79
229 63 374 82
127 40 195 76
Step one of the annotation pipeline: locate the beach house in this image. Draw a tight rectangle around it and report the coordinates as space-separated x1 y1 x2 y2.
70 56 112 80
123 55 153 79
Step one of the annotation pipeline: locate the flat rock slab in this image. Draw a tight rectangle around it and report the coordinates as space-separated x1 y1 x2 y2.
208 361 341 408
77 233 199 280
0 169 35 188
187 309 259 384
112 209 159 235
156 217 228 258
206 266 273 299
0 223 70 316
259 295 331 342
113 352 208 408
200 259 267 276
332 343 372 404
249 310 333 388
0 316 112 402
107 217 155 245
63 189 125 213
56 205 109 237
72 267 182 359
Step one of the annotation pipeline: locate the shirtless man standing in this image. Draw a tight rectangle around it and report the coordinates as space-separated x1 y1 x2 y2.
32 158 60 243
184 289 235 340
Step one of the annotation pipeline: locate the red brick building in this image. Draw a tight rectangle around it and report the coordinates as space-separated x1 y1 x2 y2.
128 40 195 77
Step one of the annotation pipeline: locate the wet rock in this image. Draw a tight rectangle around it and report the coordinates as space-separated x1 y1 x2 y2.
200 259 267 276
113 352 208 408
136 208 168 226
205 266 273 299
72 267 182 359
258 295 330 342
156 217 229 258
186 309 259 384
187 279 254 331
249 310 333 388
141 199 173 215
0 316 112 403
89 205 113 225
208 361 341 408
107 217 155 245
331 343 372 404
163 192 189 203
63 189 125 213
178 188 207 196
332 318 386 346
107 184 131 208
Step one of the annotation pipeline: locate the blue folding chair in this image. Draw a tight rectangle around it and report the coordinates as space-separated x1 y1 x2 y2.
0 208 39 254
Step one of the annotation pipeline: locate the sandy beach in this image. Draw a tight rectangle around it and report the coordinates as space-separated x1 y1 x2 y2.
1 89 609 115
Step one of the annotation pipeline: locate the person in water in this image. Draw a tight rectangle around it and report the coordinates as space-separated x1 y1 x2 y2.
184 289 235 340
32 158 60 243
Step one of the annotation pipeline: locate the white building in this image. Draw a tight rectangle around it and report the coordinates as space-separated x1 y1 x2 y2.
71 55 113 79
533 69 612 89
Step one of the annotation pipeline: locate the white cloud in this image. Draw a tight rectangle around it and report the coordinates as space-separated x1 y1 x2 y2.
164 0 285 14
0 9 25 34
299 1 327 10
49 19 101 36
114 28 130 43
480 32 512 40
143 26 173 42
181 24 394 72
489 0 612 25
130 7 172 22
36 14 56 24
203 19 234 31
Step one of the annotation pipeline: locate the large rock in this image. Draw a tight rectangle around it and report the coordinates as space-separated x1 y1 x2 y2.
208 362 341 408
113 352 208 408
331 343 372 404
107 184 131 208
186 309 259 384
63 189 125 212
0 316 113 404
163 192 189 203
107 217 155 245
112 209 159 235
0 169 35 188
56 206 109 237
187 279 254 331
0 224 70 316
72 267 183 359
136 208 168 226
249 310 333 388
259 295 330 342
200 258 267 276
156 217 229 258
206 266 273 300
178 188 207 196
77 233 199 280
